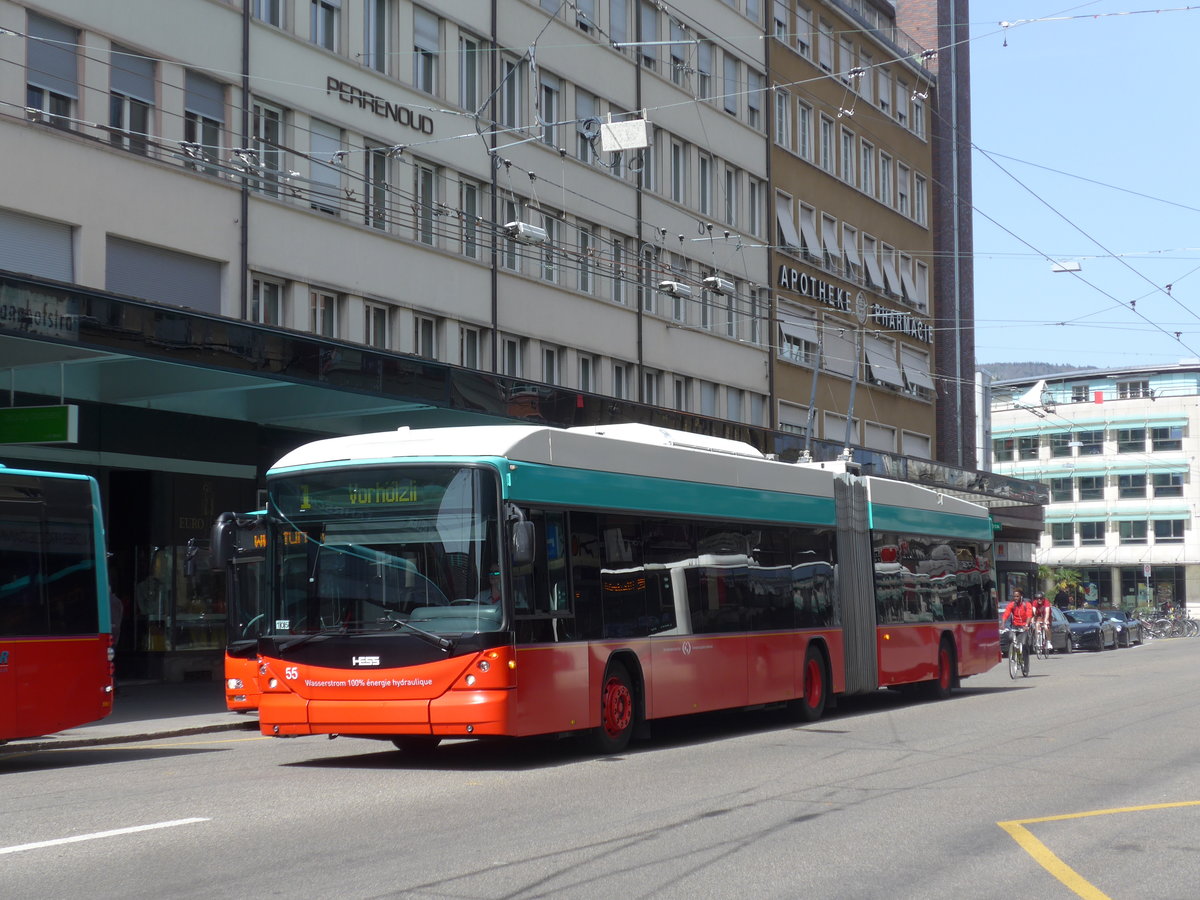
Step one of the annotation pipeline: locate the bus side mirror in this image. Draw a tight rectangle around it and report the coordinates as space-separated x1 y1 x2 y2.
511 521 535 568
211 512 237 570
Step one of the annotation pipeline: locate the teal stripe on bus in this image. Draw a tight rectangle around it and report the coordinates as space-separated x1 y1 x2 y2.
869 503 993 541
268 454 838 525
505 460 838 525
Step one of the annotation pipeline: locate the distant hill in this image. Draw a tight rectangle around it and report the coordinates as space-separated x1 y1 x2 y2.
976 362 1095 382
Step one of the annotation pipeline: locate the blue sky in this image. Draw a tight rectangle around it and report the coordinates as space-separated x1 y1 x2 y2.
968 2 1200 368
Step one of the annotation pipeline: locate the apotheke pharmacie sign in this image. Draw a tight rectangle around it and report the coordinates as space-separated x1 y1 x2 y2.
776 264 931 343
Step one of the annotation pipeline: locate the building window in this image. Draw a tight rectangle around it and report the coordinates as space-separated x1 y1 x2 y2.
1154 520 1185 544
1071 385 1089 403
1017 436 1038 460
1050 522 1074 547
612 362 629 399
1117 474 1147 499
309 119 342 215
840 128 856 186
579 355 597 392
576 90 597 162
365 302 389 349
1077 476 1104 501
748 179 764 238
460 326 481 369
670 20 689 88
642 369 660 405
413 7 440 95
539 71 561 146
1118 521 1147 545
697 40 713 100
251 102 284 195
501 198 522 271
1153 472 1184 497
541 214 558 282
364 0 390 73
639 1 659 71
611 236 628 304
250 277 284 326
414 162 438 245
819 115 835 173
724 167 739 227
542 346 560 385
1049 432 1072 457
1117 428 1145 453
460 179 480 258
610 0 629 50
727 388 743 421
774 89 792 151
747 70 763 129
1151 426 1183 451
1079 521 1105 546
1048 478 1072 503
311 0 340 52
253 0 283 26
860 142 875 196
795 4 812 56
897 163 911 217
914 174 928 226
992 438 1014 462
26 13 79 130
502 337 523 376
500 57 525 129
414 315 437 359
365 145 389 230
109 45 154 155
722 52 739 116
697 154 713 216
878 152 892 206
670 140 687 204
577 223 594 293
460 33 483 111
310 289 340 337
817 19 833 71
797 101 812 159
1117 379 1150 399
184 71 224 175
1077 430 1103 455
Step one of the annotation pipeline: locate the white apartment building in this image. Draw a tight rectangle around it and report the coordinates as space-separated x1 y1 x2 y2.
3 0 770 419
990 366 1199 612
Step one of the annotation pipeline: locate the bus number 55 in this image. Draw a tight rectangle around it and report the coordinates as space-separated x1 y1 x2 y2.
284 667 298 680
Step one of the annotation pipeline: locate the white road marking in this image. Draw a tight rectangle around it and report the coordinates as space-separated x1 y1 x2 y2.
0 817 209 855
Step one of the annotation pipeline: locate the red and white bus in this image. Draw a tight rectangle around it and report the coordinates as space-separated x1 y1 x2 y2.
1 466 114 742
214 424 998 754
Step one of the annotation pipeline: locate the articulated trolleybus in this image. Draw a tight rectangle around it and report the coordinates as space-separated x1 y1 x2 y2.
1 465 114 742
214 424 997 754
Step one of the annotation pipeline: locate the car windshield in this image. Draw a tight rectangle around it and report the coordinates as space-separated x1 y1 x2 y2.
1103 610 1127 621
1068 609 1101 624
266 465 504 636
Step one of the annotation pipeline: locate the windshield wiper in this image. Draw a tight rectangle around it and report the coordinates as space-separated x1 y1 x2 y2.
377 612 455 651
276 625 345 652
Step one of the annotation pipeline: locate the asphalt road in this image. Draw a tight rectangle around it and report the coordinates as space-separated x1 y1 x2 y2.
3 637 1198 899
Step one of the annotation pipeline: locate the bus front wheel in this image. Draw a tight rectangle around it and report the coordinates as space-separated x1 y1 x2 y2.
589 661 635 754
392 736 442 756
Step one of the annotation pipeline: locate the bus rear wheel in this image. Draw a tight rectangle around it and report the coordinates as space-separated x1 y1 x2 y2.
588 661 635 754
930 640 955 700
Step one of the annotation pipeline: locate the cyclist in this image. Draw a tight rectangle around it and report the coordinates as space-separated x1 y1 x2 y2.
1032 592 1052 654
1001 589 1036 675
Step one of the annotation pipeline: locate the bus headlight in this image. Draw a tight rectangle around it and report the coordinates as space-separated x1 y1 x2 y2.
227 678 244 690
477 660 490 673
465 674 477 686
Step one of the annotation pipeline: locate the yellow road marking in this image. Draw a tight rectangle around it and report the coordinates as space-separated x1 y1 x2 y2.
999 801 1200 899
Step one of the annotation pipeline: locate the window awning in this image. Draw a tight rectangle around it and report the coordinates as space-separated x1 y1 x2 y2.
821 222 840 261
775 196 801 252
843 233 862 268
798 211 822 260
863 249 884 288
779 316 818 345
881 255 902 296
864 337 904 388
901 266 921 304
900 347 934 391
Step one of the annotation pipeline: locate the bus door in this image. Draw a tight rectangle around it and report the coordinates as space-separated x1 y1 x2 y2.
212 512 272 711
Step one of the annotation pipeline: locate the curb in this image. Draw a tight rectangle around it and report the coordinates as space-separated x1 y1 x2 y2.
5 719 260 754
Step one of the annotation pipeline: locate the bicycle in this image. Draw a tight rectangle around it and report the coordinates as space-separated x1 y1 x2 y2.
1008 626 1029 679
1033 622 1049 660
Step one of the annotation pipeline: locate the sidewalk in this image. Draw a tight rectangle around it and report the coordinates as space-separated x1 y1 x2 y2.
6 681 258 753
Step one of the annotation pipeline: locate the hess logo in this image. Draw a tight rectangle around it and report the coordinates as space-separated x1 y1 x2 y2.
351 655 381 667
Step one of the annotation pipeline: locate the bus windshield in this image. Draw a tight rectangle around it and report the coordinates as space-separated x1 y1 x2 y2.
267 465 503 636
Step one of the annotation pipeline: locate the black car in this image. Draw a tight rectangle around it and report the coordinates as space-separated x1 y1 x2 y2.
1101 608 1144 647
1047 605 1072 653
1064 608 1118 651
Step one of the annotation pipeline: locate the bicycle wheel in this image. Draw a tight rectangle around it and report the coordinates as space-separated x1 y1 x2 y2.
1035 630 1047 660
1009 644 1019 680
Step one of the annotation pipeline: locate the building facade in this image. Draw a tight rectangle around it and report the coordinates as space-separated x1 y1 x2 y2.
2 0 1005 680
990 367 1198 613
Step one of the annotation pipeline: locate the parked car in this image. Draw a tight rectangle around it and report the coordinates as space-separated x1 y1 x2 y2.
1047 605 1072 653
1064 608 1118 651
1101 608 1143 646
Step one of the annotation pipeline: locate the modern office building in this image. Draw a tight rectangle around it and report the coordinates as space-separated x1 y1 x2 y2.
990 366 1198 612
1 0 1022 680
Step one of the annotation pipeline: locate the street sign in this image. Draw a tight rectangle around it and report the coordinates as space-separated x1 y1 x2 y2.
0 405 79 444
